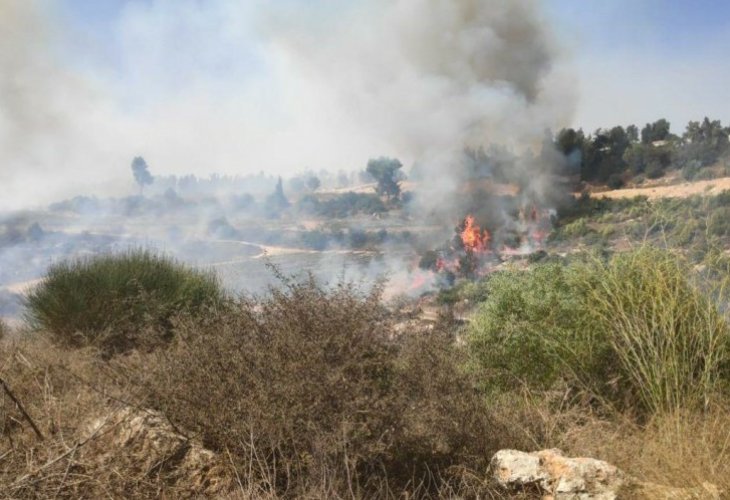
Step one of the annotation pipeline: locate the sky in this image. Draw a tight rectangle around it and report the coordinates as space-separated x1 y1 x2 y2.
2 0 730 209
546 0 730 131
55 0 730 131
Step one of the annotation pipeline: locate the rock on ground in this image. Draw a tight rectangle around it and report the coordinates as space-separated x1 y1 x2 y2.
83 407 232 495
491 448 721 500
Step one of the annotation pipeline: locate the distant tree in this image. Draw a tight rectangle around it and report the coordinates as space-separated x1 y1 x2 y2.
336 170 350 188
680 117 729 167
578 128 630 182
131 157 154 195
623 143 648 174
641 119 671 144
366 157 402 201
265 177 290 217
307 176 321 192
626 124 639 143
288 176 306 193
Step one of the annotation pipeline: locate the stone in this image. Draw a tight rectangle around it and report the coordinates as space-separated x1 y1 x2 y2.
491 449 721 500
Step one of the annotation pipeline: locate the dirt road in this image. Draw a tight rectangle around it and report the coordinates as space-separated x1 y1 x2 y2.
594 177 730 200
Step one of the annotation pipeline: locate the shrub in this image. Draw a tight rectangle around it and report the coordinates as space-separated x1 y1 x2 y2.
646 161 665 179
560 218 593 239
467 248 730 415
24 250 225 354
135 277 501 497
467 264 587 392
297 192 387 218
583 248 730 414
0 318 8 339
607 174 624 190
709 207 730 237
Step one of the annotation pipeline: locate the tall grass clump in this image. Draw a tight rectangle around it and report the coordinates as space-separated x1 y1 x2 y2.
582 247 730 414
24 250 225 353
467 247 730 416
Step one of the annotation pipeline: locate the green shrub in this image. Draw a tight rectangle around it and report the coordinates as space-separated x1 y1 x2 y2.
467 248 730 415
646 161 666 179
467 264 589 392
607 174 624 190
24 250 225 353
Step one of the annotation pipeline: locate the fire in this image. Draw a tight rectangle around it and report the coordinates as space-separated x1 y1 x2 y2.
460 215 490 253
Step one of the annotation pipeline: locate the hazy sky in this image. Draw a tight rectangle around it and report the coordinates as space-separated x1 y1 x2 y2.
2 0 730 209
547 0 730 131
56 0 730 131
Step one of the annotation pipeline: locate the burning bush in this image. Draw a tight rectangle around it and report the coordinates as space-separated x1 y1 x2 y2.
132 277 502 497
24 250 226 354
467 247 730 415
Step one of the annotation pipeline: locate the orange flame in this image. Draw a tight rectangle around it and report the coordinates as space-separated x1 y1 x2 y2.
460 215 490 253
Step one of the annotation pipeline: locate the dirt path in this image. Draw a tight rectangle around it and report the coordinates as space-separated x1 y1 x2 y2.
593 177 730 200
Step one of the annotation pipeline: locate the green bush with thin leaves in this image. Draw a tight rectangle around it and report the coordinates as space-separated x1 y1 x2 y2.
467 247 730 415
24 250 225 353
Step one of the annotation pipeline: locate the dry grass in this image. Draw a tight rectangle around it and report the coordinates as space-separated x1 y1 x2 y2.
2 267 729 497
562 405 730 493
124 277 511 498
0 334 232 497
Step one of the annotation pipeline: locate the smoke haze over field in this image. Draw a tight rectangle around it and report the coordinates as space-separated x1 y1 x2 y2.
0 0 573 210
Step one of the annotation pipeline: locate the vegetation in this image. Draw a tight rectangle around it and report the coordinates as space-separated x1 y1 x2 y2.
265 176 291 217
24 250 225 354
131 156 154 195
555 116 730 184
366 157 403 201
8 127 730 495
127 278 502 497
296 191 386 218
467 247 730 415
2 252 730 496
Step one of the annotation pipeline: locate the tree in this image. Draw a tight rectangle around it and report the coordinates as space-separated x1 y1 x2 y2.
641 119 671 144
626 124 639 143
131 157 154 195
265 177 290 217
680 117 729 167
366 157 402 201
306 175 321 192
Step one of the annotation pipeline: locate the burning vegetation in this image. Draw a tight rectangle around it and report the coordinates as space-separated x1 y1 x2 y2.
419 202 556 282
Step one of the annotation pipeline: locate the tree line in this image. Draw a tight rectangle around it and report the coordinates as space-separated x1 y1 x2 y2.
555 117 730 187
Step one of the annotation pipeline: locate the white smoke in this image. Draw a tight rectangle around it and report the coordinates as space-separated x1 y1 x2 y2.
0 0 574 211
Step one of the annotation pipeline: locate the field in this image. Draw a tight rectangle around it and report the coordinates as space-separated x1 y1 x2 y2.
2 178 730 497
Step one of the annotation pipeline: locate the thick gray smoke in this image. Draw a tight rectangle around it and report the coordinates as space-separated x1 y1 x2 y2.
0 0 575 318
0 0 573 211
265 0 574 227
268 0 573 162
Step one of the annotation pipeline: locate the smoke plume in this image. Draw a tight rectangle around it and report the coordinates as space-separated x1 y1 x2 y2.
0 0 573 211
